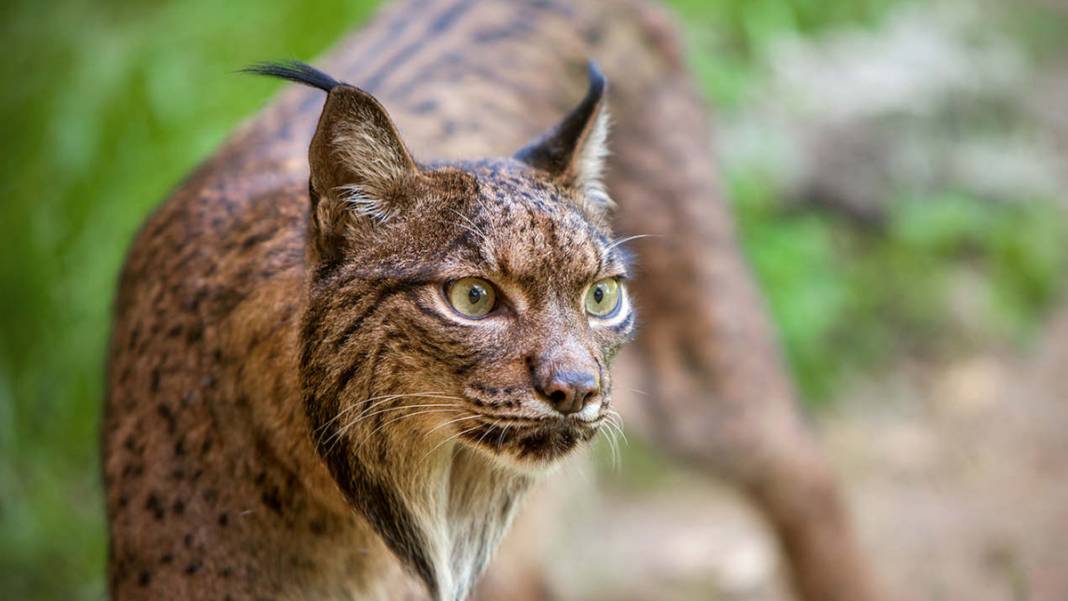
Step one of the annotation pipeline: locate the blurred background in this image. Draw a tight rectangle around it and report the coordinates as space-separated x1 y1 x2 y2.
2 0 1067 599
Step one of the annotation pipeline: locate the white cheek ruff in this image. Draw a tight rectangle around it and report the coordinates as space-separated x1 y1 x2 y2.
589 286 631 329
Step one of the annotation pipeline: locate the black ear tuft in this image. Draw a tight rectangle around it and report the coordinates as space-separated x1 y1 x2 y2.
515 61 608 177
240 60 342 93
515 60 612 215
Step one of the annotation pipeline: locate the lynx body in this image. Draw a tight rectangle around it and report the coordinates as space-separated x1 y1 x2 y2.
104 2 886 601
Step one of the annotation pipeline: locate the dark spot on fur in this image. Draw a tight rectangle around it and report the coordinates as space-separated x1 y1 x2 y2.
260 488 284 515
145 493 165 521
185 323 204 344
127 325 141 351
156 403 176 434
122 463 144 479
218 512 229 527
123 434 140 453
241 230 273 250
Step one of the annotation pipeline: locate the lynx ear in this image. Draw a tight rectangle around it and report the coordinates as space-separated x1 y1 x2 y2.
307 86 422 257
515 61 611 213
242 61 423 263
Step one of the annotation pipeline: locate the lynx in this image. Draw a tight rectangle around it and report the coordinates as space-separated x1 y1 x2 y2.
103 1 886 600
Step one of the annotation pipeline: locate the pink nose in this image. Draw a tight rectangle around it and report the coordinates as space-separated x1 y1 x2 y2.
537 370 599 415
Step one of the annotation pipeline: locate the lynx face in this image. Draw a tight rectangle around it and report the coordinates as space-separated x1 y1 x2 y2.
335 159 634 470
437 166 634 467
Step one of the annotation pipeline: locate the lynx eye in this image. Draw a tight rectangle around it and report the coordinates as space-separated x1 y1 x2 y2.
585 278 622 318
446 277 497 319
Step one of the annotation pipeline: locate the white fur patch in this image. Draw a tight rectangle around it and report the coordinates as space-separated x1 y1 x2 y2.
335 183 397 224
578 108 614 213
329 116 410 225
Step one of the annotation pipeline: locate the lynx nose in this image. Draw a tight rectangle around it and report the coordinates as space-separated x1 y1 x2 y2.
537 370 600 415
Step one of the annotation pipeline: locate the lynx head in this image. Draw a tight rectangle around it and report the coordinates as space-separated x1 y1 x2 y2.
250 59 632 469
244 60 635 474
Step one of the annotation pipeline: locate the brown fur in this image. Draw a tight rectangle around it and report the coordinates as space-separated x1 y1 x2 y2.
103 1 887 601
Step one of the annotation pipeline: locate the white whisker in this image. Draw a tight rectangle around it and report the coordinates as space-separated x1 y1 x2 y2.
358 407 466 445
421 422 485 463
323 398 463 454
602 426 621 472
315 391 456 441
606 409 629 446
604 233 658 253
474 418 501 448
425 413 485 437
450 209 491 245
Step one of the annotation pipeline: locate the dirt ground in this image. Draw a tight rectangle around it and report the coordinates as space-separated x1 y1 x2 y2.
538 304 1068 601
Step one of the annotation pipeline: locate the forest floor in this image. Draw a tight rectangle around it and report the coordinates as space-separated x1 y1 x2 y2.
543 304 1068 601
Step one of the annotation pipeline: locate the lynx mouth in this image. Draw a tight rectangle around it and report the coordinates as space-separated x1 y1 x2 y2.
457 414 603 462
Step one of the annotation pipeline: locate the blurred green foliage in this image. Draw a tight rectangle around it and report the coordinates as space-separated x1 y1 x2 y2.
732 171 1066 399
0 0 1064 599
666 0 1067 398
670 0 907 108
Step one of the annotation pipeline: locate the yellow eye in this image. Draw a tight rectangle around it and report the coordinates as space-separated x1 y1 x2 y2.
446 277 497 318
585 278 622 318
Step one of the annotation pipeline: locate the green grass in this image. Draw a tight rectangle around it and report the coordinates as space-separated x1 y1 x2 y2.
1 0 1064 598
